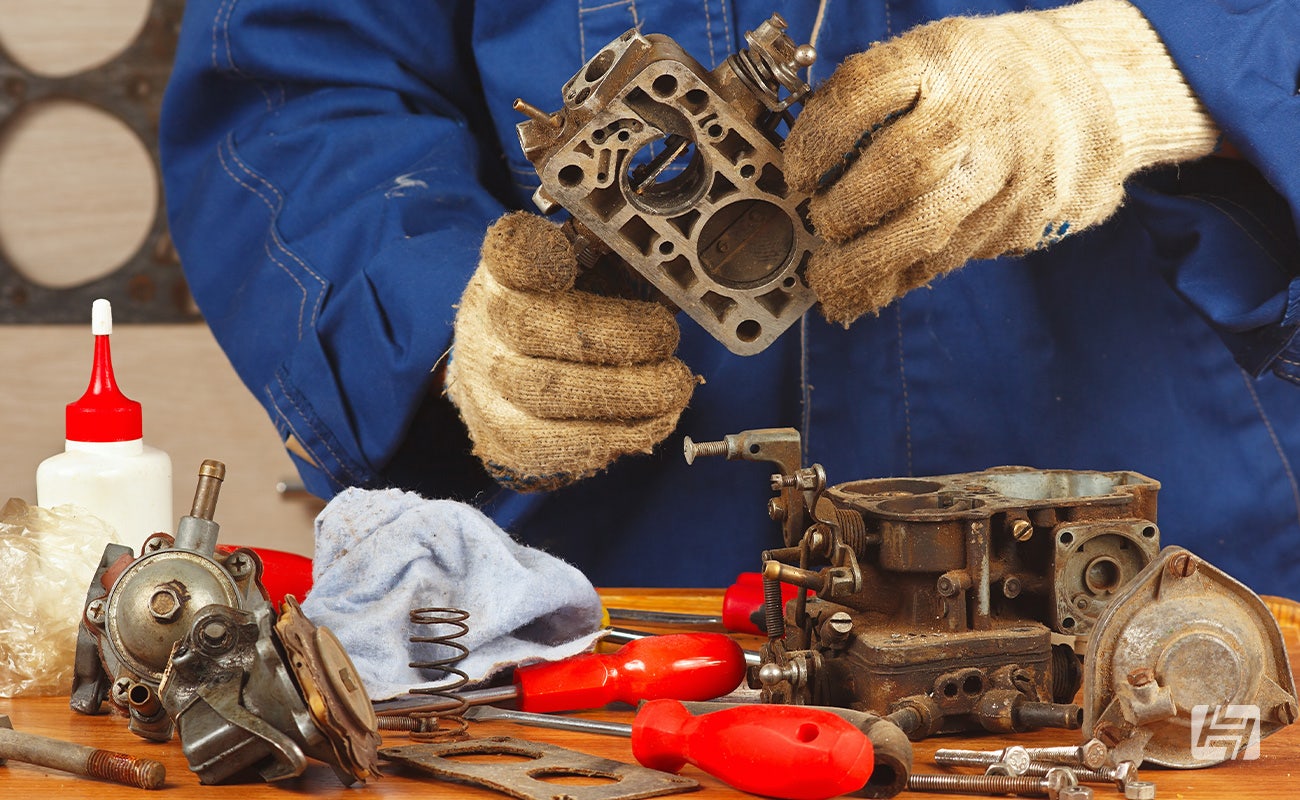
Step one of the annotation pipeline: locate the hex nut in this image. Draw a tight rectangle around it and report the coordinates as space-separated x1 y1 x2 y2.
1059 787 1094 800
1124 780 1157 800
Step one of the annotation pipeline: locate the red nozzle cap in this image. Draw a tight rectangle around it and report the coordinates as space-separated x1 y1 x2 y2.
66 299 142 442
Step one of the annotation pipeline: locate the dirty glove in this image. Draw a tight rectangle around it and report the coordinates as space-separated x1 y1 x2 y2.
784 0 1219 324
446 212 695 491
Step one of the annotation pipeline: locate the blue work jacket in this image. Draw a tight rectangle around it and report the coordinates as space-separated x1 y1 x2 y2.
161 1 1300 594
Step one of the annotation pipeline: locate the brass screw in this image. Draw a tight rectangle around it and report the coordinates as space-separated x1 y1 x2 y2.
0 715 165 789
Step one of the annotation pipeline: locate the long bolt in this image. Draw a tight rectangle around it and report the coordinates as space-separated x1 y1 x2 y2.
909 766 1077 798
0 716 165 789
935 745 1032 775
1024 739 1109 770
1023 760 1138 791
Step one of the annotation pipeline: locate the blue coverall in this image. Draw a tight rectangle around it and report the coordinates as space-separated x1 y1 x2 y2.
160 1 1300 593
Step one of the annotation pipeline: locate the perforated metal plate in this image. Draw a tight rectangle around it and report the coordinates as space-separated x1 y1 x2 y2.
381 736 699 800
0 0 198 322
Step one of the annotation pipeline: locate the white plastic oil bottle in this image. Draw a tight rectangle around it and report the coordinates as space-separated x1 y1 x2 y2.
36 298 173 543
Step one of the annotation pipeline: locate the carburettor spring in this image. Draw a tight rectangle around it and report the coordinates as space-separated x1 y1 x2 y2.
377 607 470 741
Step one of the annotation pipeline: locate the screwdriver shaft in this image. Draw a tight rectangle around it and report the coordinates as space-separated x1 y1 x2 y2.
464 705 633 737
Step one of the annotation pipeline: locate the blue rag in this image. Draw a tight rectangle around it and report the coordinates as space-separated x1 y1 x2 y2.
300 488 604 700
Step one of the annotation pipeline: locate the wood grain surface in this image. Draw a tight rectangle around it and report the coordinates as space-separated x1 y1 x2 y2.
1 589 1297 798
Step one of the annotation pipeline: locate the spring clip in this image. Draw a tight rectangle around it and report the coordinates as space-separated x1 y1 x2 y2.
377 607 470 741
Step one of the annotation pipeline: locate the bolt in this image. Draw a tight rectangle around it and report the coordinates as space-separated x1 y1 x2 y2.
109 678 132 707
1002 576 1023 599
1166 552 1198 578
198 619 233 652
0 715 165 789
1059 788 1094 800
908 766 1077 798
1023 738 1109 770
225 552 252 578
1123 780 1157 799
148 587 184 623
85 599 105 625
1127 668 1155 687
682 435 730 465
143 535 169 553
935 745 1032 775
1011 519 1035 541
1024 760 1138 792
1093 721 1125 748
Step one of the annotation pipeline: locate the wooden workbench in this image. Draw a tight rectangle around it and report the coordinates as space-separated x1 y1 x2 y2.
2 589 1297 797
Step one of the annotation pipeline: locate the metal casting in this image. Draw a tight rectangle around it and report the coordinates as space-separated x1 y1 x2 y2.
1082 546 1298 767
516 15 818 356
71 459 380 785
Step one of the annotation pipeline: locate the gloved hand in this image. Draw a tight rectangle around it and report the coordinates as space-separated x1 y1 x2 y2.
446 212 696 491
784 0 1219 324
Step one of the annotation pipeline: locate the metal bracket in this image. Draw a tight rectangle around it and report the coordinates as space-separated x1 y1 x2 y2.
381 736 699 800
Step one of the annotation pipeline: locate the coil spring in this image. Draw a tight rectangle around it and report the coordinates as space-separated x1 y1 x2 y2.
378 607 470 741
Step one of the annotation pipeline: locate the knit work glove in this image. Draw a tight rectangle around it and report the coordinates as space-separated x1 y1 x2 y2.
784 0 1219 324
446 212 695 491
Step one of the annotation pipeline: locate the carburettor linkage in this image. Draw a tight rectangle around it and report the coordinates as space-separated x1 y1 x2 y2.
71 460 380 785
685 428 1167 741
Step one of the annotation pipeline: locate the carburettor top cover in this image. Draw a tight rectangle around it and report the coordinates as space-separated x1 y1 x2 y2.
516 15 818 356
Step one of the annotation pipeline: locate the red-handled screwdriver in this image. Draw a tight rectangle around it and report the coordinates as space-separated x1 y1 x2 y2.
606 571 798 635
374 632 745 716
465 699 877 800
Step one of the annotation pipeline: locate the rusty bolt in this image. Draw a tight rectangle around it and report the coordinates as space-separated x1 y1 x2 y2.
148 587 184 623
1093 721 1125 748
0 715 165 789
1166 552 1198 578
1127 668 1155 688
1002 576 1023 599
767 497 787 522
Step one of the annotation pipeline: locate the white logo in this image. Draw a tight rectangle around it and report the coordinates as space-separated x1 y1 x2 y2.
1190 704 1261 761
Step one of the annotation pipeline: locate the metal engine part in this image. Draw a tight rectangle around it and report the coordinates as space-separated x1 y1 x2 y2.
686 428 1164 740
71 460 259 740
71 460 380 785
1083 546 1298 768
516 14 818 356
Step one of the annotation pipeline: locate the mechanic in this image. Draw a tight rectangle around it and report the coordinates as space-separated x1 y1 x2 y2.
160 1 1300 593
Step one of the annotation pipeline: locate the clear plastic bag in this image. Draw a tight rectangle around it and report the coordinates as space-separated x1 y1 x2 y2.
0 498 120 697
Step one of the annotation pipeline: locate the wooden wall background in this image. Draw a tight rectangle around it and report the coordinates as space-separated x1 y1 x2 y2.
0 0 322 554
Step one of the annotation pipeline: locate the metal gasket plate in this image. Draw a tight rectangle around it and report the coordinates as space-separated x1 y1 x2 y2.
0 0 197 322
381 736 699 800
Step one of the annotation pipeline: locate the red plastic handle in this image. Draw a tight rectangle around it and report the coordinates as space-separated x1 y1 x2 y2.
632 699 875 800
515 633 746 713
723 572 798 635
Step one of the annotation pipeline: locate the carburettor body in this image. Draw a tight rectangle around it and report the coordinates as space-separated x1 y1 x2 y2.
685 429 1163 740
72 460 379 785
515 15 818 356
